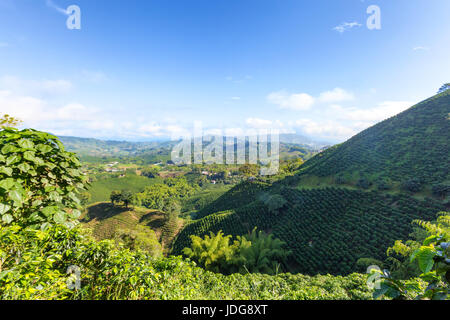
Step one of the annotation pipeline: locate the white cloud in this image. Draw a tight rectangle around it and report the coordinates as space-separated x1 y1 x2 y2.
41 79 73 93
0 76 73 95
294 118 358 140
267 90 315 111
413 46 430 51
0 90 48 122
319 88 354 103
328 100 412 122
45 0 68 15
56 103 98 121
333 22 362 33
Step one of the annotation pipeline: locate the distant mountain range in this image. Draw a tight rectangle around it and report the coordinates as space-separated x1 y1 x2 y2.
59 134 330 158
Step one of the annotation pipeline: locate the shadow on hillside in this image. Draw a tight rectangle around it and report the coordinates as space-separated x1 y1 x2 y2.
139 211 166 229
82 202 131 222
139 211 166 230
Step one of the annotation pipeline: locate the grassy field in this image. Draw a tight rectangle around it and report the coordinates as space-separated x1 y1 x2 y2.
88 174 162 204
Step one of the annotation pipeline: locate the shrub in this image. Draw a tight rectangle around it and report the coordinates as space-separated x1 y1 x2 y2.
0 128 87 229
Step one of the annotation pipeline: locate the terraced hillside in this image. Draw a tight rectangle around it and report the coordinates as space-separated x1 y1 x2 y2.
172 183 444 275
81 202 183 253
299 91 450 186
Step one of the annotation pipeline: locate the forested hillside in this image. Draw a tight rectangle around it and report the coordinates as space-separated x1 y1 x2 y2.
173 183 444 275
299 90 450 186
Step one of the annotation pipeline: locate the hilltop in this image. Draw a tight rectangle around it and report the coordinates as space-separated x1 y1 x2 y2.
299 91 450 187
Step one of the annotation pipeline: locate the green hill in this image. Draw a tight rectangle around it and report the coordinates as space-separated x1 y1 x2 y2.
81 202 183 253
299 91 450 187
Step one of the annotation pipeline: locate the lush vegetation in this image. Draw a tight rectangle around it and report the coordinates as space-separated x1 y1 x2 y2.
372 212 449 300
0 223 373 300
182 229 290 275
0 128 87 229
173 184 444 275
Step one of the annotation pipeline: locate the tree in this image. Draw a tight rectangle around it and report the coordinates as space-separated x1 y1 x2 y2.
110 190 122 205
0 128 87 228
402 178 422 193
182 231 236 273
232 228 290 275
140 166 159 178
238 164 259 177
120 190 133 208
438 83 450 94
0 114 22 129
114 225 162 257
182 229 290 275
163 199 181 222
432 184 450 199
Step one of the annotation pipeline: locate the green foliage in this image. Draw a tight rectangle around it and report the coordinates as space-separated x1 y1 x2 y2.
238 164 260 177
182 229 290 275
233 228 290 274
402 178 423 193
183 231 236 273
0 128 86 229
174 185 444 275
110 190 122 204
432 184 450 198
0 223 373 300
140 166 160 178
120 190 134 208
135 177 194 211
372 212 450 300
114 225 162 258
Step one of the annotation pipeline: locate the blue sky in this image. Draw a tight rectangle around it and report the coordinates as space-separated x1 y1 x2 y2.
0 0 449 142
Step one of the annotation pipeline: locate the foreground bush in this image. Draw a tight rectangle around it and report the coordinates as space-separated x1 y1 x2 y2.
0 224 373 300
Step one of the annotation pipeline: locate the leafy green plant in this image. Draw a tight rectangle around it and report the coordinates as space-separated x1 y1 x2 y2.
372 212 450 300
0 128 87 229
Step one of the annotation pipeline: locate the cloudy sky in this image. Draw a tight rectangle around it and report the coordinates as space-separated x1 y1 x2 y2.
0 0 449 142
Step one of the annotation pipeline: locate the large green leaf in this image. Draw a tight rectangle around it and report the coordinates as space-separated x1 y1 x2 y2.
23 151 37 163
8 189 23 205
1 214 13 224
1 144 19 154
37 144 53 154
412 246 437 273
0 203 11 215
0 166 13 176
17 139 35 150
17 162 32 173
41 206 59 217
6 154 20 166
53 211 67 224
0 178 15 190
